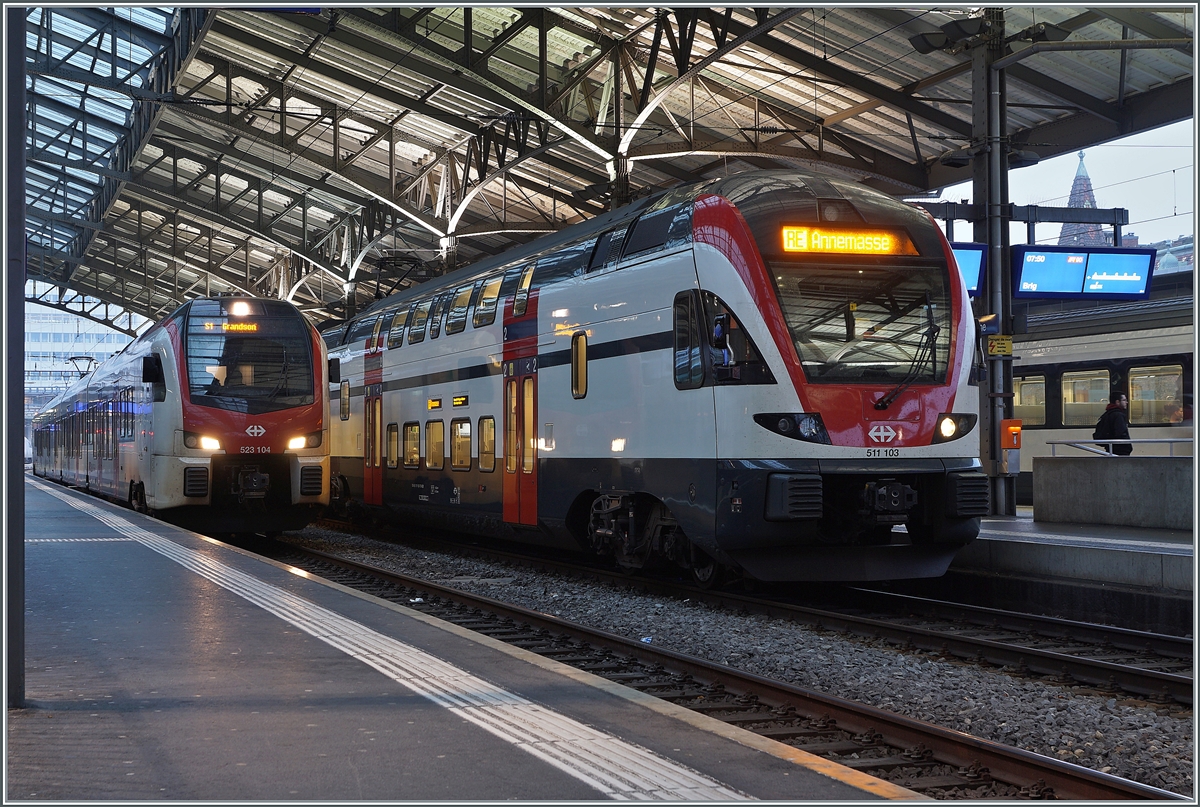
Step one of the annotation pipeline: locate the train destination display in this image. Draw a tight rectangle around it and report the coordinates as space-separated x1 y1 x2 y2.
1011 245 1157 300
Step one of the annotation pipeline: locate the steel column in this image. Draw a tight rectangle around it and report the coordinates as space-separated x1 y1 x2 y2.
7 5 27 708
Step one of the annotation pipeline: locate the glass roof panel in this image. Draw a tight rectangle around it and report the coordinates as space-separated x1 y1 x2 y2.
24 7 179 259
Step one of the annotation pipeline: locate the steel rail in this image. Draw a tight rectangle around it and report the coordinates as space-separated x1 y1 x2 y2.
311 519 1193 704
279 543 1185 801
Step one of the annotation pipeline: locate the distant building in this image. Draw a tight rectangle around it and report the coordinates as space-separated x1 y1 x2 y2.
1057 151 1111 247
24 282 148 439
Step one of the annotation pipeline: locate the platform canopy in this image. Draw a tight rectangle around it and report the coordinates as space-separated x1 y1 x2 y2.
20 6 1194 330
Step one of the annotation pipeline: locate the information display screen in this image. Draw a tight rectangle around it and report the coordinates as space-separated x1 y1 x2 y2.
1011 245 1156 300
950 243 987 297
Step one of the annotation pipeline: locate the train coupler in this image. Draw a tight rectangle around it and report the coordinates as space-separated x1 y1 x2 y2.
864 479 916 524
235 467 271 503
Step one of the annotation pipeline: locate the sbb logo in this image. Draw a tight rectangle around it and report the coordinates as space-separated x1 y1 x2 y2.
868 424 897 443
245 425 266 437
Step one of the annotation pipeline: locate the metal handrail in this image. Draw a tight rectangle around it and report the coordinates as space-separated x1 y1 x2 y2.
1046 438 1194 457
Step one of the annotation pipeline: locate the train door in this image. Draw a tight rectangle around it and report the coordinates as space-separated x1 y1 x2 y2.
363 316 385 506
503 361 538 525
502 261 539 526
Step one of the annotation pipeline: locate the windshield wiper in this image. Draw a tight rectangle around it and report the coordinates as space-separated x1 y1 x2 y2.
874 293 939 411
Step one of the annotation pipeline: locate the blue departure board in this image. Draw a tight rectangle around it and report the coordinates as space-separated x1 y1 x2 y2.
950 243 986 297
1082 251 1152 295
1011 245 1157 300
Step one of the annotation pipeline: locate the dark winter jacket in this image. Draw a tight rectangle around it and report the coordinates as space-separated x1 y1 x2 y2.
1093 404 1132 455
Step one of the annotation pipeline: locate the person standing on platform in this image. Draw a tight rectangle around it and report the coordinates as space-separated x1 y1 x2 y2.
1093 392 1133 455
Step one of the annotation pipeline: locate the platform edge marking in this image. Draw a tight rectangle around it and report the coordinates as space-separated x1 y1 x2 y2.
28 478 754 802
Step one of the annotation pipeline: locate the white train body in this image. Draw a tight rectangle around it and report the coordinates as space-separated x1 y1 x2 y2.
1010 321 1193 501
327 171 988 582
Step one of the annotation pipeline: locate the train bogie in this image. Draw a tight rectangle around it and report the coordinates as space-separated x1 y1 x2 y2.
326 170 989 583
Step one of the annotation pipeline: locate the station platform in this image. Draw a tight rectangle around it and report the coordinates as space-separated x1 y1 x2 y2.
9 476 914 802
959 506 1193 593
899 506 1195 635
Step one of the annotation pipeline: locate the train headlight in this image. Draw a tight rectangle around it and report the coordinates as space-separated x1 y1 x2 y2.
183 432 222 451
754 412 832 445
184 432 221 450
932 414 978 444
288 431 323 450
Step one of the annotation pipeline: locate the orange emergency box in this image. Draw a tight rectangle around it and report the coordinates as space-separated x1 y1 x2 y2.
1000 419 1022 450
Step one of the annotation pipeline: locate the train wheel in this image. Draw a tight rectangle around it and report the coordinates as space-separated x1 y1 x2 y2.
690 547 723 589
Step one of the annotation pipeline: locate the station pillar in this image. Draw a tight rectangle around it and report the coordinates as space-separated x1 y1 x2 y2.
972 7 1017 516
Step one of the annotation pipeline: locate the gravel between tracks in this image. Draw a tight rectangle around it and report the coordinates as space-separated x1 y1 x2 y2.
282 527 1193 797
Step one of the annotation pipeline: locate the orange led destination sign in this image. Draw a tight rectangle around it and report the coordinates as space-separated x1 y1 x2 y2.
203 321 259 332
781 226 917 256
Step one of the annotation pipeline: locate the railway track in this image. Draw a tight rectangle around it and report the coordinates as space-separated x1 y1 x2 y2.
262 540 1183 801
309 518 1194 706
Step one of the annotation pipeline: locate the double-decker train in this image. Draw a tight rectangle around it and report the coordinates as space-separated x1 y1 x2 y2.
32 297 332 534
324 170 990 583
1010 303 1193 504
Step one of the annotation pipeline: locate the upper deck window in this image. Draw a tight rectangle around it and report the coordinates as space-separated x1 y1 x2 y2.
446 283 475 335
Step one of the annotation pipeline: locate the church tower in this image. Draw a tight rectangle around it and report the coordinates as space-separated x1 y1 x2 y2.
1057 151 1111 247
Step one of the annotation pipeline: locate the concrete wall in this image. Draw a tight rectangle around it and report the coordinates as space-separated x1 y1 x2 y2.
1032 456 1193 531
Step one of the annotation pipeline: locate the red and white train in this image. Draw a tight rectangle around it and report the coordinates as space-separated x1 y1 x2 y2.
324 170 989 583
32 297 331 534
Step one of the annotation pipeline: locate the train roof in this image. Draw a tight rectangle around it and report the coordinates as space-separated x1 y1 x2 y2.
347 169 941 324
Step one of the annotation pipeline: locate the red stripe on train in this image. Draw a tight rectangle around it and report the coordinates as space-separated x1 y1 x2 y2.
692 194 966 447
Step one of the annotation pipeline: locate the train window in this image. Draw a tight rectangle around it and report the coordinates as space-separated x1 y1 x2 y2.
513 263 535 316
473 275 503 328
120 387 133 438
372 313 393 351
1061 369 1110 426
479 416 496 472
505 380 518 473
446 284 475 335
340 380 350 421
372 399 382 468
387 307 409 350
386 423 399 468
701 292 775 385
403 422 420 468
622 209 673 258
1129 365 1185 424
321 324 346 349
1013 376 1046 426
426 420 444 470
673 292 704 389
429 294 449 339
347 315 378 345
407 300 431 344
571 332 588 398
451 419 471 470
588 232 615 272
522 378 535 473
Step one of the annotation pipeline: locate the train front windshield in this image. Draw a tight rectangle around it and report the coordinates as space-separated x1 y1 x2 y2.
770 257 952 384
184 299 314 414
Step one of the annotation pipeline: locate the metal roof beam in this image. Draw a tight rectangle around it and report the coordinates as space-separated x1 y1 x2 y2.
718 14 972 137
49 9 213 290
927 76 1193 189
1094 9 1194 57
